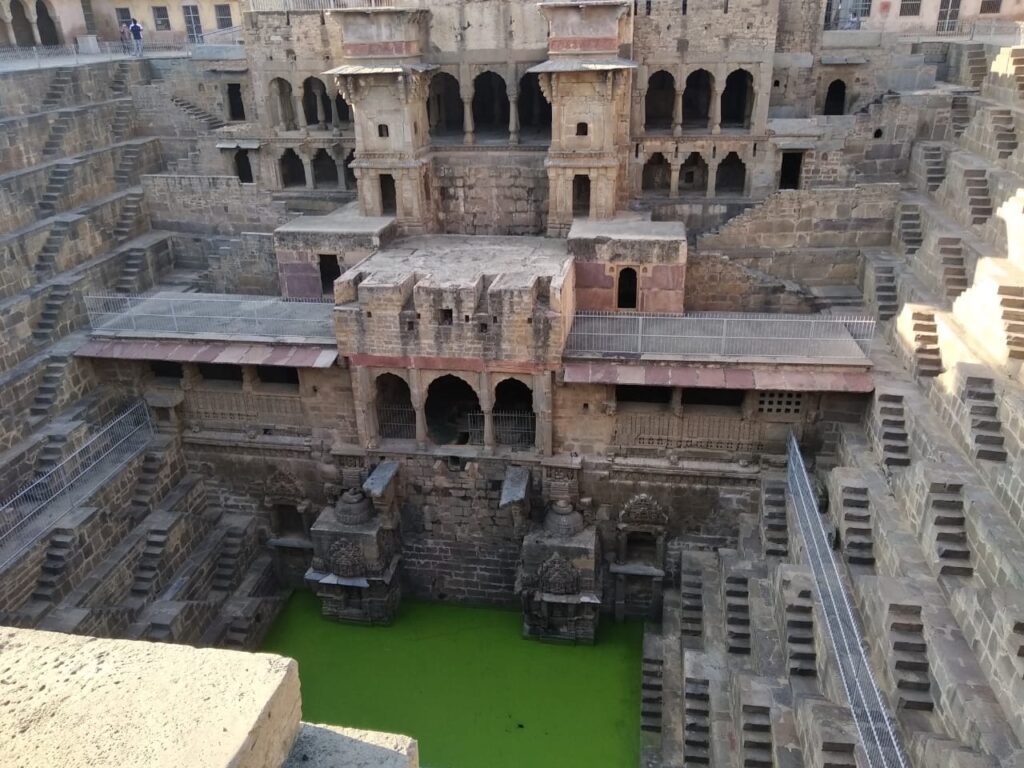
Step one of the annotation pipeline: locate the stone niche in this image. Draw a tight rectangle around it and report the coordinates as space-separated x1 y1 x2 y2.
306 465 402 625
609 493 669 621
517 499 602 643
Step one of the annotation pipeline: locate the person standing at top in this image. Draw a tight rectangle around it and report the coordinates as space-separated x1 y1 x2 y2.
119 21 131 54
129 18 143 56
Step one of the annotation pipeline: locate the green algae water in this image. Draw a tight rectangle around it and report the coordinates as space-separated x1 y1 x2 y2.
262 591 642 768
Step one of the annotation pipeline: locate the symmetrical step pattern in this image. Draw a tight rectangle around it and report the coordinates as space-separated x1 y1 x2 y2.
31 528 75 602
989 108 1018 159
784 586 817 677
964 44 987 88
740 704 773 768
872 261 899 320
641 656 663 734
169 95 226 130
875 393 910 468
29 358 70 420
683 678 711 767
1000 286 1024 360
838 485 874 567
1013 49 1024 98
41 112 72 159
212 527 246 591
37 163 75 217
898 204 922 256
113 191 144 243
950 95 970 138
928 483 974 577
32 285 71 345
111 102 134 143
910 310 943 378
920 143 945 192
679 567 704 640
114 144 141 186
964 376 1008 461
725 573 752 655
964 168 993 225
115 249 146 293
888 604 933 711
35 433 67 477
937 236 968 299
41 68 73 110
130 524 170 597
110 61 130 96
129 453 163 519
760 479 788 558
35 220 70 276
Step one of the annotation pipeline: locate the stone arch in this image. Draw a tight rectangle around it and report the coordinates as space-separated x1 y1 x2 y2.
682 69 713 130
302 76 332 127
234 149 253 183
312 148 338 188
721 69 754 128
428 72 463 138
716 151 746 195
471 70 510 138
269 78 296 130
518 72 551 139
642 152 671 193
619 493 668 526
279 148 305 188
424 374 482 445
645 70 675 131
35 0 59 44
375 372 415 440
679 151 708 194
824 79 846 115
617 266 638 309
10 0 34 46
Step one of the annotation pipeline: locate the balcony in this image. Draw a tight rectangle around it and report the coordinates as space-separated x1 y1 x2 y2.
564 312 875 366
84 292 335 343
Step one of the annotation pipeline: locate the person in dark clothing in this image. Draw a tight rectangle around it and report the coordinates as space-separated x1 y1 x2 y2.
129 18 143 56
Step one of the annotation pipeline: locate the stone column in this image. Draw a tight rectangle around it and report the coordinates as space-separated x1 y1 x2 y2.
639 89 648 134
0 12 15 45
356 367 379 449
509 90 520 145
293 88 307 130
750 87 764 135
669 162 681 197
706 161 718 198
409 368 427 449
479 371 494 453
533 370 552 456
672 88 683 137
314 87 327 127
301 153 314 189
710 83 721 134
462 97 474 145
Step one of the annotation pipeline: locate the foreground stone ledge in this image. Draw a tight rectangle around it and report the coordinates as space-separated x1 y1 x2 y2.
0 626 301 768
283 723 419 768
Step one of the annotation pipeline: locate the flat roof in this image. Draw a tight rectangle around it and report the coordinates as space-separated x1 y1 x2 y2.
344 235 571 289
568 218 687 242
275 205 394 236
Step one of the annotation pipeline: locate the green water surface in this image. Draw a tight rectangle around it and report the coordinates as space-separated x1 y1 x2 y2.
261 591 642 768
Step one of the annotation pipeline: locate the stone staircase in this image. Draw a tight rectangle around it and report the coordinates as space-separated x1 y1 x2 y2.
31 527 76 602
927 483 974 577
838 484 874 567
32 285 71 345
725 573 751 655
34 433 68 477
115 248 146 293
897 203 923 256
759 478 788 558
999 286 1024 359
875 392 911 468
222 614 252 648
1013 48 1024 98
130 524 171 598
169 95 226 130
111 102 135 143
964 376 1008 461
640 654 663 734
740 704 773 768
990 108 1018 159
963 167 993 225
113 144 141 186
41 68 73 110
887 603 933 710
964 44 987 88
211 526 246 592
113 191 144 243
920 143 946 192
901 309 943 378
683 678 711 766
937 236 969 299
37 162 77 217
29 358 70 421
951 95 970 138
129 452 164 519
35 220 71 276
110 61 130 97
41 112 72 159
679 566 704 640
784 586 817 677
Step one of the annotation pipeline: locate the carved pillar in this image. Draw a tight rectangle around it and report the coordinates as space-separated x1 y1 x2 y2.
0 11 15 45
301 152 314 189
669 162 681 197
533 370 553 456
293 86 307 129
509 89 520 145
710 83 721 134
639 88 648 134
462 97 474 145
314 87 327 126
409 368 427 448
479 371 494 452
706 161 718 198
356 367 379 449
672 88 683 137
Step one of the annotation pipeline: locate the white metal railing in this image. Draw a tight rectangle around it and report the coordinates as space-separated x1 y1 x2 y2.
182 390 306 429
245 0 415 11
0 37 238 69
564 312 875 361
0 401 152 558
84 292 335 341
893 18 1024 41
787 433 909 768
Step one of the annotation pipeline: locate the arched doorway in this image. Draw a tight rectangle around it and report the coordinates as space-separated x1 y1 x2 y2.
518 72 551 141
35 0 60 45
10 0 35 46
682 70 713 131
425 375 482 445
312 149 338 188
234 150 253 183
572 174 591 216
679 152 708 194
428 72 463 138
302 77 332 128
721 69 754 128
375 373 415 440
279 149 305 188
645 71 675 131
824 79 846 115
493 378 535 447
472 71 510 140
716 152 746 195
617 267 638 309
269 78 296 130
642 153 671 194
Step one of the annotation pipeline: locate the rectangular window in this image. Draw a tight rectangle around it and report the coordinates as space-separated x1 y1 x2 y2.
757 391 804 415
615 385 672 405
256 365 299 389
979 0 1001 12
197 363 243 383
214 3 233 28
898 0 921 14
182 4 203 42
115 7 132 25
152 6 170 31
680 388 744 407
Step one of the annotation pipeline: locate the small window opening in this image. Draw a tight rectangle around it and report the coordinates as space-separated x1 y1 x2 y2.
319 254 341 294
680 387 744 407
779 151 803 190
617 267 638 309
150 360 184 380
234 149 253 184
197 363 243 383
380 174 397 215
873 128 883 139
378 124 390 138
440 308 453 325
227 83 245 121
256 365 299 387
576 122 589 136
616 385 672 404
